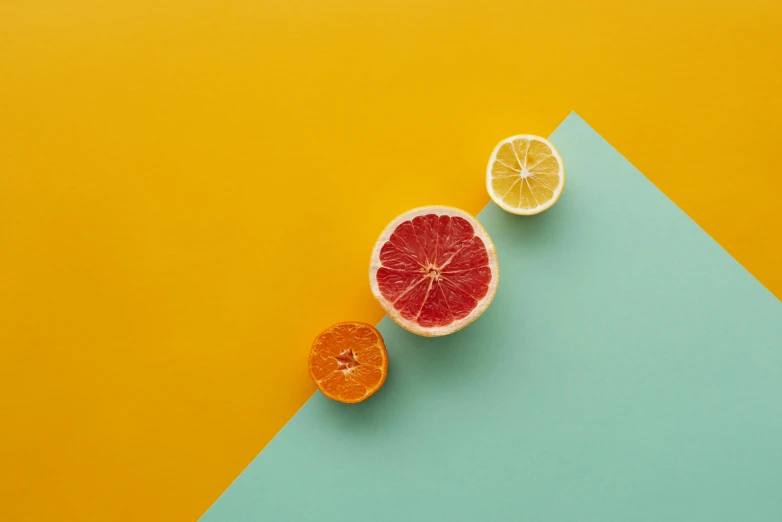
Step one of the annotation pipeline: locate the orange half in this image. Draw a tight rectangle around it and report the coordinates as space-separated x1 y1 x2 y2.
308 322 388 404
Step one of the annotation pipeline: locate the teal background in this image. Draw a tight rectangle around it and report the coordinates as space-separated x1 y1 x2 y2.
202 113 782 521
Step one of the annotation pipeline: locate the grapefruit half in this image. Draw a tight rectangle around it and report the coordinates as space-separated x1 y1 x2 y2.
369 206 499 337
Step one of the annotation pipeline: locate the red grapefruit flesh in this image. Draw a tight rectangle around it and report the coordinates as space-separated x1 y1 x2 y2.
369 206 499 336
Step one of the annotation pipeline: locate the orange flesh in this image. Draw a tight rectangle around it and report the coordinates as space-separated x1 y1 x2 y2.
308 322 388 403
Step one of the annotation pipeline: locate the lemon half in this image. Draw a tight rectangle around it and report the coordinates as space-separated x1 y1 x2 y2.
486 135 565 215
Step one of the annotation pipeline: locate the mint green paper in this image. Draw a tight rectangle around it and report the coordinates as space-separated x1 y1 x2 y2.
201 113 782 522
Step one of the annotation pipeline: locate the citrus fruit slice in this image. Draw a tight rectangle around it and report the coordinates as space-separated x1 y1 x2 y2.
487 135 565 215
308 322 388 404
369 206 499 337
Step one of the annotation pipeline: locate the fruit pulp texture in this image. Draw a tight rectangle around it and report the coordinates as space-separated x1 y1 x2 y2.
491 138 561 209
376 214 492 327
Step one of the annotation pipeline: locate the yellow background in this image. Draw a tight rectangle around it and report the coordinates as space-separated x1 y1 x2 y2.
1 1 780 520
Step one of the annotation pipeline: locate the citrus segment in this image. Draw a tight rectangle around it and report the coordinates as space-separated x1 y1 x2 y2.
308 322 388 404
370 207 499 337
487 135 565 215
